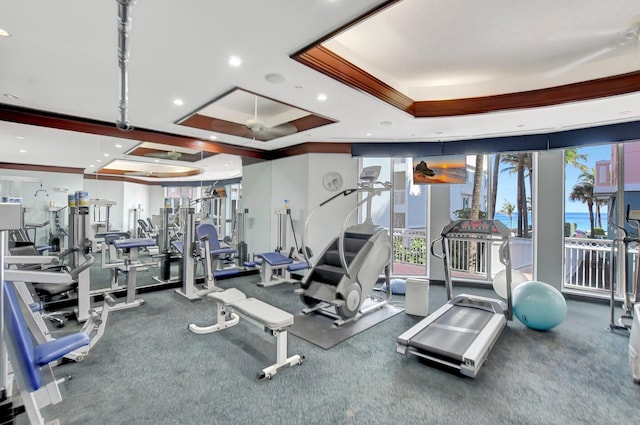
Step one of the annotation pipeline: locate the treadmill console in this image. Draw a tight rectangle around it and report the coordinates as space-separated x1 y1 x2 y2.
444 219 510 238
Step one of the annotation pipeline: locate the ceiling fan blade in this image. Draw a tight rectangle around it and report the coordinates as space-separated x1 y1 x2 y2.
545 46 616 77
143 151 182 160
251 123 298 140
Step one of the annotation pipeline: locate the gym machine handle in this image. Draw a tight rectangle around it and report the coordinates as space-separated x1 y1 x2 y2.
430 237 445 259
69 254 95 280
319 188 358 207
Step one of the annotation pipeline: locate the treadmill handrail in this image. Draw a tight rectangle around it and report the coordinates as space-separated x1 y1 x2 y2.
430 236 444 259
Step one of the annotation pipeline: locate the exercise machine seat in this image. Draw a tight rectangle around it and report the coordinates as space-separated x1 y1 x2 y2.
196 223 236 256
233 298 294 329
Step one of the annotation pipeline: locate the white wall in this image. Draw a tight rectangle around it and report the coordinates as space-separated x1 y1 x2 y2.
240 161 273 256
0 169 84 246
533 150 564 289
428 184 452 281
307 153 358 258
240 153 358 260
122 181 151 234
83 178 124 232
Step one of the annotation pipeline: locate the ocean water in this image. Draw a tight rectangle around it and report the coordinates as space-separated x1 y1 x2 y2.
493 211 607 232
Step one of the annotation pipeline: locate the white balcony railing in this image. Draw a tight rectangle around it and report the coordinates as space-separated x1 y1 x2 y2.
390 227 631 299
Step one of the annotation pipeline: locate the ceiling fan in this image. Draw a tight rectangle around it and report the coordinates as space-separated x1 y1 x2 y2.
547 23 640 77
143 150 182 160
245 96 297 140
124 170 180 178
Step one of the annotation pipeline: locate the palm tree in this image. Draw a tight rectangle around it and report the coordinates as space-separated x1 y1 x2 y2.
500 200 516 230
489 154 501 219
565 148 589 173
569 170 596 236
501 153 532 237
468 155 485 274
470 155 484 220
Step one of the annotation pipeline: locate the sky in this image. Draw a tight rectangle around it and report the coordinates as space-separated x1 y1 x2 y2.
494 144 611 214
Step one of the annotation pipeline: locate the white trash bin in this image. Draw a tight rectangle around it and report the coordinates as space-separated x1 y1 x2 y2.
405 278 429 316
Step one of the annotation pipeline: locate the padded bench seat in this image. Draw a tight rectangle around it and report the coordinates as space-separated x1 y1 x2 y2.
256 252 309 287
112 238 157 249
209 288 294 330
190 288 303 379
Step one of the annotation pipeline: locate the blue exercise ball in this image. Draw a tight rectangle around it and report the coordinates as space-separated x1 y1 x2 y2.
512 280 567 331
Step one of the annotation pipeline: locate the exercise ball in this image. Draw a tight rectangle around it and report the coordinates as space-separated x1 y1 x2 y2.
492 269 528 299
381 278 406 295
512 280 567 331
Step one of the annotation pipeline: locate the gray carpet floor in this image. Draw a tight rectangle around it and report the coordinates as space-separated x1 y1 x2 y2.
18 260 640 424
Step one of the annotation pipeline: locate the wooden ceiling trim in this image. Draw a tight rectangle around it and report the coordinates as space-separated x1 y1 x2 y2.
288 114 337 132
0 104 268 160
273 141 351 158
292 45 414 114
0 162 85 174
413 70 640 117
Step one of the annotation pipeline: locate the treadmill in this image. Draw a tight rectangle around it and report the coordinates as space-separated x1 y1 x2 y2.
397 219 513 378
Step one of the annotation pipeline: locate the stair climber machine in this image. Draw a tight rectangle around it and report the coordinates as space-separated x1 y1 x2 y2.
294 166 393 327
397 219 513 378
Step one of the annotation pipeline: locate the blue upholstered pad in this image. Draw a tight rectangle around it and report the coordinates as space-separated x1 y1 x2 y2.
258 252 292 266
213 268 239 277
210 247 236 256
113 238 156 249
36 333 90 366
288 262 309 272
3 281 90 392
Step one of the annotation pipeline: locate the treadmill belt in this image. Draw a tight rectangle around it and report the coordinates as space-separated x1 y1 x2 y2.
408 306 494 362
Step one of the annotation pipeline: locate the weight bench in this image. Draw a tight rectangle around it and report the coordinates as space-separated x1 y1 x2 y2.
188 288 304 380
2 280 90 425
256 252 309 287
107 237 156 311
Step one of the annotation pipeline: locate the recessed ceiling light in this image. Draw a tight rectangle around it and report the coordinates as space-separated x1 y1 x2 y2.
619 110 632 116
265 73 286 84
366 132 373 137
173 98 184 106
19 149 26 153
317 93 328 102
16 136 24 140
96 159 102 163
103 153 110 157
209 135 217 140
89 164 95 168
379 121 392 126
228 56 242 67
115 144 122 148
0 29 10 37
4 93 19 100
154 159 159 163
